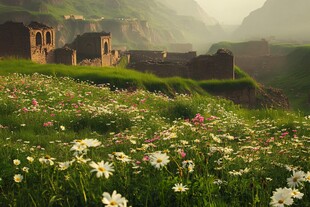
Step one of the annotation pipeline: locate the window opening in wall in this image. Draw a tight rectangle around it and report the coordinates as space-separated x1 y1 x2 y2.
36 32 42 46
104 42 109 54
46 32 51 44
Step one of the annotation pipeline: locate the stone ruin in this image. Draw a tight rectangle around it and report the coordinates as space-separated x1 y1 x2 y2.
0 21 119 67
127 49 234 80
67 32 118 67
0 21 256 106
0 21 55 64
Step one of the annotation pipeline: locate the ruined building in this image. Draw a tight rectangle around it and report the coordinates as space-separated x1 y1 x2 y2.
127 49 234 80
0 21 55 64
0 21 119 67
68 32 115 66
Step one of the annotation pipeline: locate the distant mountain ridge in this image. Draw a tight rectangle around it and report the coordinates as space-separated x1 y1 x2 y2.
235 0 310 41
0 0 222 49
157 0 218 26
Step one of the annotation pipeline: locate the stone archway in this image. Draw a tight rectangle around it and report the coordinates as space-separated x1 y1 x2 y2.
36 32 42 46
104 42 109 54
46 31 52 44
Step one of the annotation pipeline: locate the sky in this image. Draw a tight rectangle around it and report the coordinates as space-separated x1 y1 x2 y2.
196 0 267 25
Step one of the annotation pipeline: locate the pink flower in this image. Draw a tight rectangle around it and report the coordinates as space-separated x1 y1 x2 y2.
192 113 204 123
22 107 28 112
43 122 53 127
145 136 160 143
143 156 149 161
32 99 38 106
178 150 186 159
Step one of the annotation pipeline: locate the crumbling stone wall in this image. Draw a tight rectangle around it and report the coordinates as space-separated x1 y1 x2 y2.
128 49 234 81
0 21 55 64
28 22 55 64
165 52 196 64
54 47 76 65
128 50 166 63
188 49 234 80
0 22 30 59
68 32 113 66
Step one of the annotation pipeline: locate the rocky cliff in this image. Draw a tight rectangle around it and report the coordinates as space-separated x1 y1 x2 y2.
0 0 223 49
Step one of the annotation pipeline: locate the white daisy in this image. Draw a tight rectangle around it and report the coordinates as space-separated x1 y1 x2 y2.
149 151 170 169
291 189 304 199
90 161 114 178
287 171 305 188
102 190 128 207
14 174 23 183
172 183 189 192
13 159 21 166
270 187 293 207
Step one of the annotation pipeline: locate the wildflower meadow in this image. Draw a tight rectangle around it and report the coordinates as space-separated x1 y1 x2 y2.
0 73 309 206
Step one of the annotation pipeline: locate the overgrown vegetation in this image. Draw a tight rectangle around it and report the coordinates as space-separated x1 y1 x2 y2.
0 58 257 97
209 42 310 114
0 73 309 206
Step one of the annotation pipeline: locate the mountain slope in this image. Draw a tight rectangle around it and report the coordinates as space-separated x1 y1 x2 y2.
0 0 221 49
157 0 218 26
235 0 310 41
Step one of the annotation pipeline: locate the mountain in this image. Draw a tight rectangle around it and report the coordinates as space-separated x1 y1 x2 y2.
235 0 310 42
0 0 222 49
157 0 218 26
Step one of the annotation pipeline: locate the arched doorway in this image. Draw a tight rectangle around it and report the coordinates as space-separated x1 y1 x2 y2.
36 32 42 46
46 31 52 44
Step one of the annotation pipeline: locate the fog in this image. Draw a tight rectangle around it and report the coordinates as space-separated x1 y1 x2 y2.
195 0 266 25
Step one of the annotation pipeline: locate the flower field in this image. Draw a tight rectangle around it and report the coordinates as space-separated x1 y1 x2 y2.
0 73 309 206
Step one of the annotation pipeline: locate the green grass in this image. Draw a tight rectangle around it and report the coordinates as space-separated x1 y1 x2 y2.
0 58 257 98
209 42 310 114
264 45 310 114
0 72 309 206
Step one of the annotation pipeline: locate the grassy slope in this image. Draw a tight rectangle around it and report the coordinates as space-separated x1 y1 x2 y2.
0 72 309 206
268 46 310 113
209 42 310 114
0 59 257 97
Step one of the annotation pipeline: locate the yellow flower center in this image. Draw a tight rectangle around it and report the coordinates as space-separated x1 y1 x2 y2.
98 167 106 172
293 177 298 182
110 201 117 205
157 159 162 163
278 200 284 204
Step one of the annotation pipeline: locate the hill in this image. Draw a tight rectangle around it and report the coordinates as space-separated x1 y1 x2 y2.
0 71 309 206
235 0 310 42
209 42 310 114
0 0 221 49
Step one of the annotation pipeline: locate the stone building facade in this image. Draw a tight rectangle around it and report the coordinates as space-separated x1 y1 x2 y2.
188 49 234 80
68 32 114 66
0 21 55 64
54 47 77 65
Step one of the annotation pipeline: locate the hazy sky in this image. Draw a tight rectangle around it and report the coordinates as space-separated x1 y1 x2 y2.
196 0 267 25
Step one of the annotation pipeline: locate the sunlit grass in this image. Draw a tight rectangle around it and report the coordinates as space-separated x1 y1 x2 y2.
0 73 309 206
